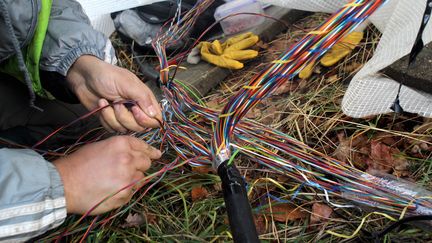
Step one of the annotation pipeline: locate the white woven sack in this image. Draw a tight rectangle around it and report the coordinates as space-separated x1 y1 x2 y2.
76 0 164 36
260 0 432 118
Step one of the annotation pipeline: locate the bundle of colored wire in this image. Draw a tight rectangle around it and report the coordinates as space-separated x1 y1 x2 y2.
153 0 215 85
160 80 432 215
38 1 432 239
149 0 432 217
213 0 388 164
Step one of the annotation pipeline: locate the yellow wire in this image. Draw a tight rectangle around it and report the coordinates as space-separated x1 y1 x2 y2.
399 196 432 220
309 30 329 35
219 112 235 118
345 2 365 7
247 178 300 197
326 212 397 239
160 65 187 72
272 59 293 64
243 85 262 90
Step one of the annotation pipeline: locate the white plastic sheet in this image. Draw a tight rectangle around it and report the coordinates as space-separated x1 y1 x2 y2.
260 0 432 118
76 0 164 36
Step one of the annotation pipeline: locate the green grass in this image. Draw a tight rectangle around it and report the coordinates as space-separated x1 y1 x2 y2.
39 13 432 242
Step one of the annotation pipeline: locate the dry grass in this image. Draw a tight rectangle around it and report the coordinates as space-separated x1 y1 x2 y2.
42 13 432 242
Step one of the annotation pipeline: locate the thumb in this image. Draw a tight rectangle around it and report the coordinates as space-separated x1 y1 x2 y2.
118 77 162 127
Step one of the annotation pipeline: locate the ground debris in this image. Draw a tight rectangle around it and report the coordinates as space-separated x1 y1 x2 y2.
121 213 146 228
310 203 333 225
191 186 210 202
262 202 308 222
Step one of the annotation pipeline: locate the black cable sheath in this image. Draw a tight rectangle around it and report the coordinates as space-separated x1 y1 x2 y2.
373 215 432 242
217 162 259 243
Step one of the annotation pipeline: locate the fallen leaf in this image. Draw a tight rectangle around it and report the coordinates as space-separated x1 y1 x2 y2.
245 107 262 119
254 215 268 235
411 144 421 154
273 81 298 95
191 186 209 202
420 142 430 151
192 166 214 174
374 132 399 146
333 133 369 170
264 203 308 222
122 213 145 228
325 75 339 84
256 40 270 50
206 98 224 110
342 62 362 73
366 140 409 175
260 104 280 124
145 212 158 225
310 203 333 225
367 141 393 173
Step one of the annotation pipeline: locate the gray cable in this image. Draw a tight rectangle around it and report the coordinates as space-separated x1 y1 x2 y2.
0 0 42 111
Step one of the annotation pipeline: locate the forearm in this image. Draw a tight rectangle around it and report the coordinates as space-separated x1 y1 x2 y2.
40 0 116 76
38 0 116 102
0 148 66 241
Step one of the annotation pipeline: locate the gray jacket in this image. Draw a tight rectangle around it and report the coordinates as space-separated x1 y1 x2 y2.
0 0 115 241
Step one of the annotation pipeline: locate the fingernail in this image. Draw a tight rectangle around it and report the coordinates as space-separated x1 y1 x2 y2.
146 105 157 117
156 150 162 158
99 99 109 107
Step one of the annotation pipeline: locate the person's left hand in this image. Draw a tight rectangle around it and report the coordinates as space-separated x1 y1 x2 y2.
66 55 161 132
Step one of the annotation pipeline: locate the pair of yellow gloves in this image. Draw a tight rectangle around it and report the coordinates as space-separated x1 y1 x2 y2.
192 31 363 76
187 32 260 70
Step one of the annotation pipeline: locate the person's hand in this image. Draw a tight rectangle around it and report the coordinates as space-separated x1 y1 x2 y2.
66 55 161 132
53 136 162 215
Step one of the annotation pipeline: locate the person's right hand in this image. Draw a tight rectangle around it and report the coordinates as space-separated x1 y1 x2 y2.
53 136 161 215
66 55 162 133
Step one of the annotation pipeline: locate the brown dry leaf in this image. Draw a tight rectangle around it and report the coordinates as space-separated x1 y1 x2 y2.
246 107 262 119
273 81 298 95
366 140 409 175
265 203 308 222
192 166 214 174
122 213 145 228
342 62 362 73
260 104 280 124
325 75 339 84
254 215 268 235
310 203 333 225
333 133 369 170
256 40 270 50
374 132 399 146
297 79 309 92
206 98 224 110
191 186 209 202
367 141 393 173
145 213 158 225
272 39 291 52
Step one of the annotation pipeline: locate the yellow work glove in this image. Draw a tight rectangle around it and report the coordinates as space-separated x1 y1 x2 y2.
298 31 364 79
199 32 259 69
321 31 363 67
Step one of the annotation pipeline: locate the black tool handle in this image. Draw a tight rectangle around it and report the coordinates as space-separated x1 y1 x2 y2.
217 162 259 243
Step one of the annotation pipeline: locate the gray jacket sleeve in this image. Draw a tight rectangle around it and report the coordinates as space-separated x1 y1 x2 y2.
0 149 66 242
40 0 116 76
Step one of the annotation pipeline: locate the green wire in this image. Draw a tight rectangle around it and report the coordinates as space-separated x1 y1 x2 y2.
173 79 206 106
227 149 240 166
